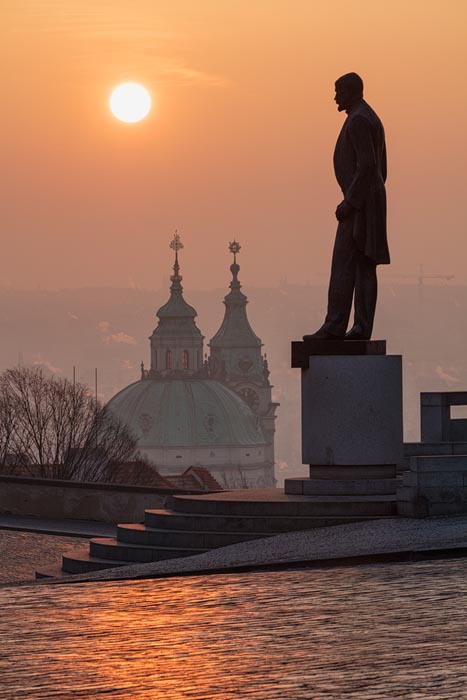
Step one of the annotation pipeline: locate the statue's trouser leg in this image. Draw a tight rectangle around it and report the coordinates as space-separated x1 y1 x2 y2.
323 219 356 336
353 253 377 339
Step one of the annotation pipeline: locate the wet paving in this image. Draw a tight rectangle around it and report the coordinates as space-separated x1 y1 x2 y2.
1 558 467 699
0 531 87 583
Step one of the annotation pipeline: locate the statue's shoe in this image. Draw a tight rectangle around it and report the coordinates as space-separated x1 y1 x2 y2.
344 327 370 340
303 327 344 341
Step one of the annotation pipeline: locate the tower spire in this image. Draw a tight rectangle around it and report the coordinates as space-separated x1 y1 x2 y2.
209 241 262 381
169 231 184 291
147 231 204 377
208 241 278 474
228 239 242 291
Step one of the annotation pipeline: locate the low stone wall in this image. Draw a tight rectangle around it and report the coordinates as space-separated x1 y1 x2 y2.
398 455 467 517
0 475 200 524
400 441 467 472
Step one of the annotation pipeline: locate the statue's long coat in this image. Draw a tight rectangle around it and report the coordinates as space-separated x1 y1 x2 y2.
334 99 390 265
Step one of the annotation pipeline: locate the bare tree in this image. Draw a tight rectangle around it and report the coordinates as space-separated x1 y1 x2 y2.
0 366 138 481
0 385 22 474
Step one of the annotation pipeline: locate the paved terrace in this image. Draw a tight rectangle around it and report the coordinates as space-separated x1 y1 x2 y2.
0 514 115 538
31 508 467 585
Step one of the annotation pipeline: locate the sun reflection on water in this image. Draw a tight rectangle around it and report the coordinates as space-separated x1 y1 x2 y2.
2 562 467 699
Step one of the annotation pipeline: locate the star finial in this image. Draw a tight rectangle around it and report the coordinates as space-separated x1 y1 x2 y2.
228 240 241 289
229 239 241 263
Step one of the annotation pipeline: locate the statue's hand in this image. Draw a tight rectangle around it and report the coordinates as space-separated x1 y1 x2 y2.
335 200 354 222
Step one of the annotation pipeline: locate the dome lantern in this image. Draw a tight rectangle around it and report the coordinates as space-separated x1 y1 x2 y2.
148 233 204 377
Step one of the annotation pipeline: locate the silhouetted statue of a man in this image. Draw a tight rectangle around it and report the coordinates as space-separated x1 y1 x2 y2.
307 73 389 341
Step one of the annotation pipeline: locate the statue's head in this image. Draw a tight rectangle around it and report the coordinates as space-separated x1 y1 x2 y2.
335 73 364 112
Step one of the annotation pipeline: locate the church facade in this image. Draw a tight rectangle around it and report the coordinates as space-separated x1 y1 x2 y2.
107 234 278 488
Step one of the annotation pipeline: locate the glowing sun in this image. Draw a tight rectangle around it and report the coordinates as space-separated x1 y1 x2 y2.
109 83 152 123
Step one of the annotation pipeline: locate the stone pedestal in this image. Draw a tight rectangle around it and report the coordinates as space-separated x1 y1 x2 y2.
285 339 403 507
302 354 403 466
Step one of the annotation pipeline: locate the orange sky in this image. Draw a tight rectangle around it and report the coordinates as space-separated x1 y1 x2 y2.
2 1 467 289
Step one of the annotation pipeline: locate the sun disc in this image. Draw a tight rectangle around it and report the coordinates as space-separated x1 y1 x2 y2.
110 83 152 123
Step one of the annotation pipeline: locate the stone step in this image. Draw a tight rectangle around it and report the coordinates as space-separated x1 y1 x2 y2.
117 523 275 549
144 508 379 533
407 455 467 472
404 442 467 457
89 537 207 563
285 477 397 496
308 465 396 479
35 565 65 579
292 339 386 367
36 485 401 580
166 490 397 517
62 546 130 574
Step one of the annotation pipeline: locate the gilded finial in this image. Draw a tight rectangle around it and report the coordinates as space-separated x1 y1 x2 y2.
169 231 183 284
170 231 184 254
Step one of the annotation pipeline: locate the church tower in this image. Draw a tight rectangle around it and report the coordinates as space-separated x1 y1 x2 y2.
209 241 278 473
145 233 204 378
110 234 275 488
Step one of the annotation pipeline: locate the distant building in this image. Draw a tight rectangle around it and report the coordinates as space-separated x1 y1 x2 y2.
107 234 278 488
108 464 223 492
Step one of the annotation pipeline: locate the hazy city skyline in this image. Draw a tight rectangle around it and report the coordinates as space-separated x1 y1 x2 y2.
1 279 466 484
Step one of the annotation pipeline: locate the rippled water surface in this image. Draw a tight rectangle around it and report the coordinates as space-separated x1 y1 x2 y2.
1 559 467 699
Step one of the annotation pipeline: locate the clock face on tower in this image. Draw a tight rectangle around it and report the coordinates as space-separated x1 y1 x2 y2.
239 387 260 412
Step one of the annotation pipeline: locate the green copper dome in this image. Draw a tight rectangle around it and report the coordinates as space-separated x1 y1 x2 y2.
108 378 266 447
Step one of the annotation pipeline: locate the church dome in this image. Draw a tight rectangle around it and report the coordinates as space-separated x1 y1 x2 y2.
108 378 266 448
105 234 276 489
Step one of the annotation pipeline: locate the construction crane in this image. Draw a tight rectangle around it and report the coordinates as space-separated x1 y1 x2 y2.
417 265 455 310
417 264 455 286
380 265 455 312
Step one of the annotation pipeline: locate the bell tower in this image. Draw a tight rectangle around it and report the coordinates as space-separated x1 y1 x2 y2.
209 241 278 472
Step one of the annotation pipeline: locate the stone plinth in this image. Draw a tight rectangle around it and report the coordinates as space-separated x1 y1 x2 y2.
285 476 397 496
294 340 403 466
398 454 467 517
420 391 467 443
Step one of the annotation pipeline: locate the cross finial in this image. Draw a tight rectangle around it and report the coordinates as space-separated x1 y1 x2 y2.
169 230 184 282
170 231 184 254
